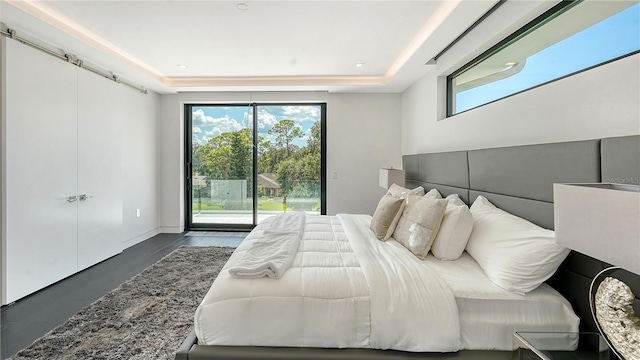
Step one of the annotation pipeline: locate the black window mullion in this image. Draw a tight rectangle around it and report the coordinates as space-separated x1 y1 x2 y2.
320 103 327 215
184 104 194 231
252 103 258 226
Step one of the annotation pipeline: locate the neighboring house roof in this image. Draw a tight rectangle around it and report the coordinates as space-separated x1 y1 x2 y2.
258 173 280 189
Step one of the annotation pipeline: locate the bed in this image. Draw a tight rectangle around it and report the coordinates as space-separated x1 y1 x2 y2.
176 134 640 360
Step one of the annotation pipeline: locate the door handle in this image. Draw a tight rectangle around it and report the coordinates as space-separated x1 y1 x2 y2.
79 194 94 201
67 195 78 202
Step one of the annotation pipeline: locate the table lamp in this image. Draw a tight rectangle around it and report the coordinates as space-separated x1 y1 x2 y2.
379 168 405 189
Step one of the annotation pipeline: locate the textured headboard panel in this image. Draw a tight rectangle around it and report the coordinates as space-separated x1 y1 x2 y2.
401 135 640 335
468 140 601 203
402 154 419 182
404 151 469 203
405 181 469 204
601 135 640 185
466 140 600 229
417 151 469 189
468 190 554 229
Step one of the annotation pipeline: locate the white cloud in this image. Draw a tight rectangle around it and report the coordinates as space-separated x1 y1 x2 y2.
190 109 246 145
280 105 321 122
257 109 278 129
192 109 214 126
191 109 242 141
192 109 243 133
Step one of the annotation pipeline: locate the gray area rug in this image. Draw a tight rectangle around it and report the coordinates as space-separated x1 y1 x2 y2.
10 246 235 360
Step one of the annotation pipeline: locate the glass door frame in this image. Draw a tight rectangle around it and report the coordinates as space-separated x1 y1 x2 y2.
184 102 326 231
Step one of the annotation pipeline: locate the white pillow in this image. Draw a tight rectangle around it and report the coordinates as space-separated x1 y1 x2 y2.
392 194 447 260
430 194 473 261
387 183 425 198
424 188 442 199
466 196 570 295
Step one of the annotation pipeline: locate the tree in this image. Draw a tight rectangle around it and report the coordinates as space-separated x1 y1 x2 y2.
196 135 232 180
196 129 252 181
257 138 276 174
191 141 203 176
268 119 303 158
275 158 302 211
229 129 252 179
195 115 323 212
305 121 321 155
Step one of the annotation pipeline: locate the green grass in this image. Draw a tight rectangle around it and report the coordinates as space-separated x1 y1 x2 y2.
192 201 224 211
258 200 285 211
192 198 285 211
192 197 319 212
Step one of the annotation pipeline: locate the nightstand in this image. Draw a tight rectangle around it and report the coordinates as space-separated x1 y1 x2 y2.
512 332 610 360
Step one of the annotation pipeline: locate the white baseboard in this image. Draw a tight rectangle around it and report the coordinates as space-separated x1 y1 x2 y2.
160 226 184 234
123 227 161 249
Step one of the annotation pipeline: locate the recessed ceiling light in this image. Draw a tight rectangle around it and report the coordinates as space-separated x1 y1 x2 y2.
237 3 249 11
177 64 189 69
355 62 365 68
505 62 517 66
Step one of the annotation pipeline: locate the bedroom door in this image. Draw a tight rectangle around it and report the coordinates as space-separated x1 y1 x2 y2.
185 103 326 231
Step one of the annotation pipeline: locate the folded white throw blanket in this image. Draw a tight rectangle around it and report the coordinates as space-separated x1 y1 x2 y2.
229 212 305 279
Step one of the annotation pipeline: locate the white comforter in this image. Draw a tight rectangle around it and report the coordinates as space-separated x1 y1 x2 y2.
194 214 461 352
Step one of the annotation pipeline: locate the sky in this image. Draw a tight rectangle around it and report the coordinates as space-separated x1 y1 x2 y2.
455 2 640 114
192 105 321 147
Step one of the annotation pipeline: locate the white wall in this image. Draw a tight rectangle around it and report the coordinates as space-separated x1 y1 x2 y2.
1 36 6 306
401 1 640 154
158 92 401 232
122 89 161 247
325 93 402 214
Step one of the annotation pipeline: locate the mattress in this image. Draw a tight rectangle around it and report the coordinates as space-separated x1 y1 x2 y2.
424 252 580 350
194 214 579 352
195 214 461 352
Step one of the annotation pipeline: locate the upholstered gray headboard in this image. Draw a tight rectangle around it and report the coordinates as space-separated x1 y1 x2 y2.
402 134 640 333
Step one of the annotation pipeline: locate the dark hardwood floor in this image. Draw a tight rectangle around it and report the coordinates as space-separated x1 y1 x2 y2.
0 231 246 359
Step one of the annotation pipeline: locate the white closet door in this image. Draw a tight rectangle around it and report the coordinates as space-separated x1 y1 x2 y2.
76 71 124 270
4 41 79 304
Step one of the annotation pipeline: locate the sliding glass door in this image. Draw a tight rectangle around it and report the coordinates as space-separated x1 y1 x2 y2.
256 105 324 222
185 103 326 230
187 105 254 227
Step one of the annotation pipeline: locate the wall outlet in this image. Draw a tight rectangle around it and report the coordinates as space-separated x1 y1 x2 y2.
136 209 141 218
332 171 338 179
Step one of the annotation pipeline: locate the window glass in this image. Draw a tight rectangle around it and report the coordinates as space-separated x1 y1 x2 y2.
186 103 326 230
448 1 640 116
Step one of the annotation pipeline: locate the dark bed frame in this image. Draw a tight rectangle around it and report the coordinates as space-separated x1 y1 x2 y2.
176 135 640 360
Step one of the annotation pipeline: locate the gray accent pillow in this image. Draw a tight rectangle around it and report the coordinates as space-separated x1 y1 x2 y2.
370 194 405 241
392 194 447 259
